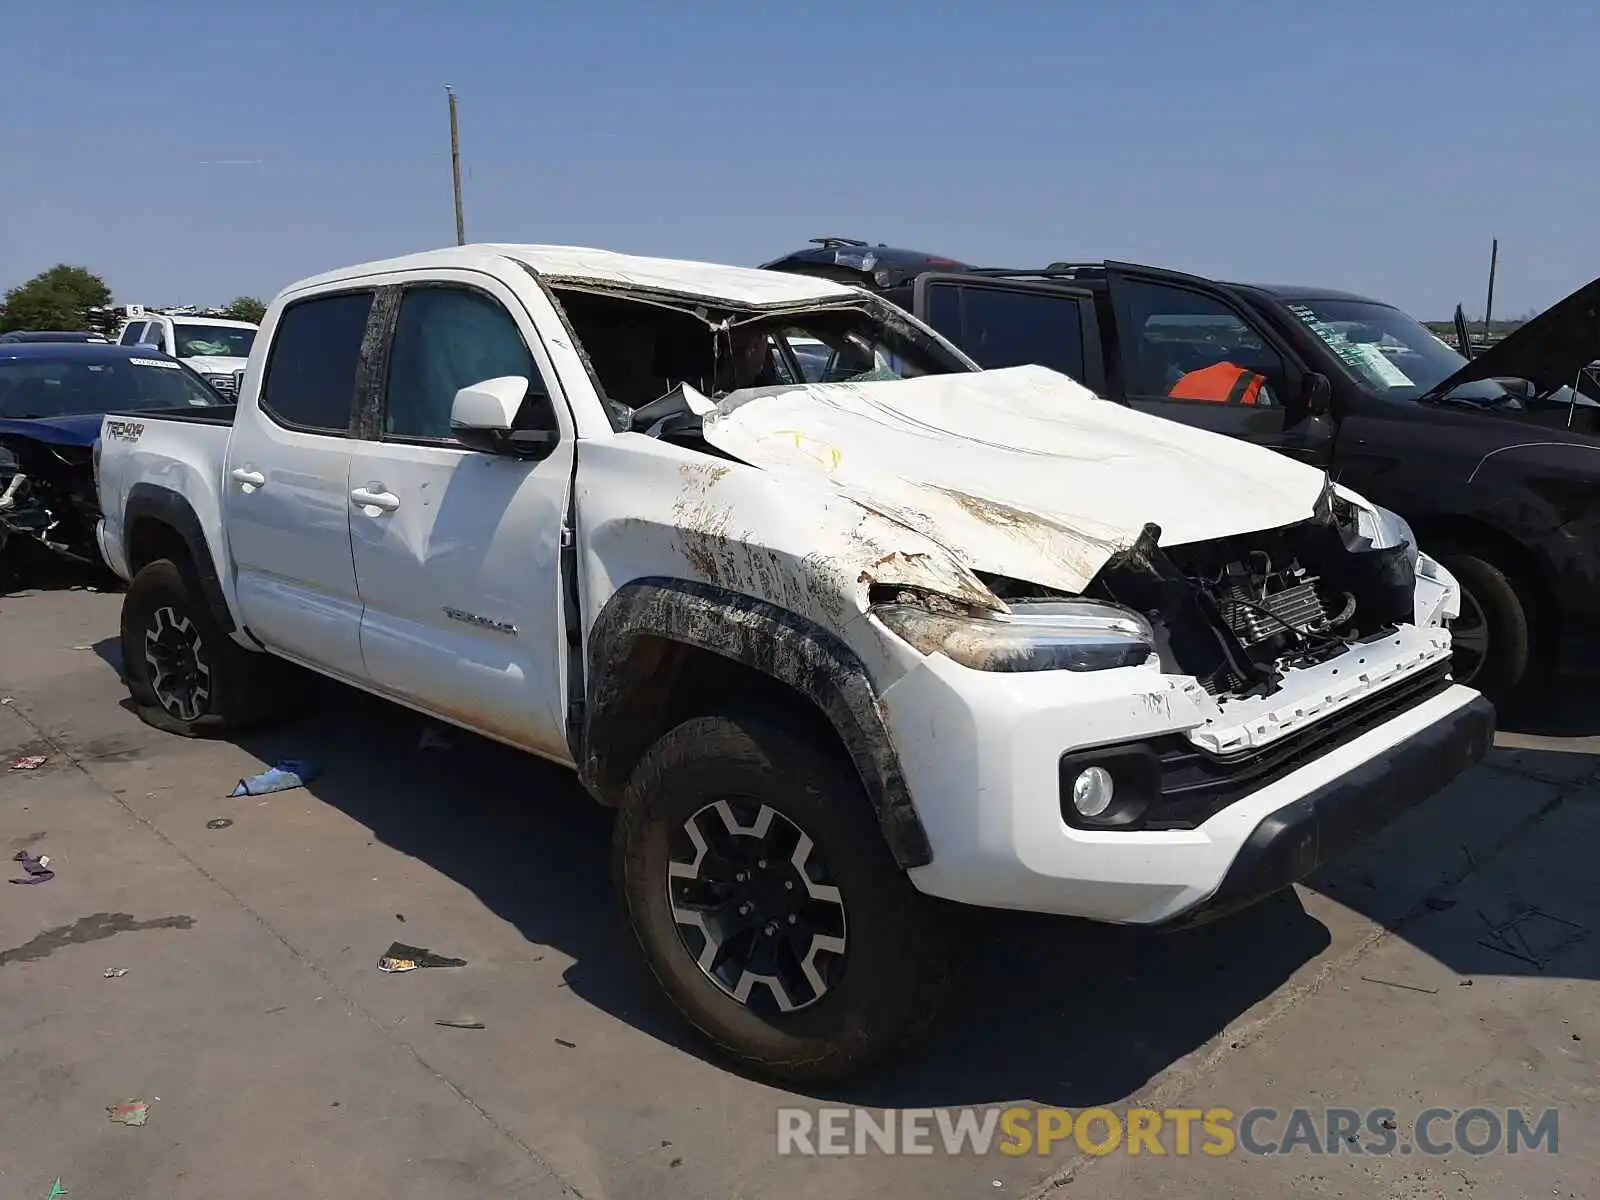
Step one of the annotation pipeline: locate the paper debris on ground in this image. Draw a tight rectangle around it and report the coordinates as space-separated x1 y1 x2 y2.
107 1100 150 1126
10 851 54 885
8 755 47 770
378 941 467 973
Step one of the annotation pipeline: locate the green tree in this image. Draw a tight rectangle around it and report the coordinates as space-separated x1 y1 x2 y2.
0 265 113 333
223 295 267 324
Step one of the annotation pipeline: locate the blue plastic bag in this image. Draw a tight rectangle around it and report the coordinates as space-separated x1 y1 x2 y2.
231 759 321 797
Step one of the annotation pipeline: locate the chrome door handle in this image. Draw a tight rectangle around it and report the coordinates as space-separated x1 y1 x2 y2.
230 467 266 488
350 485 400 512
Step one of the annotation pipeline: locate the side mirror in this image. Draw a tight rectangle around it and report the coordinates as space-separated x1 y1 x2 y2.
450 376 526 432
1300 372 1332 417
449 375 557 459
136 342 162 354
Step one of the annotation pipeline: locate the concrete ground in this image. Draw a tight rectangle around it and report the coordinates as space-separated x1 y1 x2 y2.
1 583 1596 1200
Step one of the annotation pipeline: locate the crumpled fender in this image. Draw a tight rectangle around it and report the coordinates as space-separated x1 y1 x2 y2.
573 435 983 867
581 577 933 868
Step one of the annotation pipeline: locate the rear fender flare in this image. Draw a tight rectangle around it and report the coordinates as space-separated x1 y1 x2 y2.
123 484 238 634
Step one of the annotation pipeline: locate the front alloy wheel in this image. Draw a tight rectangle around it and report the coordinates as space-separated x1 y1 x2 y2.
617 714 948 1081
144 604 212 721
667 799 848 1014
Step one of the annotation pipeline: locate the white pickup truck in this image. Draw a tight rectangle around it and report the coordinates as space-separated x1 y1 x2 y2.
95 244 1494 1081
117 313 258 400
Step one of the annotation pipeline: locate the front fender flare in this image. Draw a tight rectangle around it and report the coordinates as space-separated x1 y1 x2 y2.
581 578 932 869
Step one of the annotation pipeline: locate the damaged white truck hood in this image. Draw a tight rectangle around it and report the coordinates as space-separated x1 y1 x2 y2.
701 364 1328 595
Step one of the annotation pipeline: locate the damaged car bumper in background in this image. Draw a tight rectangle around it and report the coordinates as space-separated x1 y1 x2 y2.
0 430 104 578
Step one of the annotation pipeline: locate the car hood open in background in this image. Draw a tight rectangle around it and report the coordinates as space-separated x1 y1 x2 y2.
1429 274 1600 399
701 364 1328 595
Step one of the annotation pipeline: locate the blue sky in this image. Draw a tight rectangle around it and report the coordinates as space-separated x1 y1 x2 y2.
2 0 1592 319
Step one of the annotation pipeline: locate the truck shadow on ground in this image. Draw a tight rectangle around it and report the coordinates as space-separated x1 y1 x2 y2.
1495 678 1600 740
86 639 1597 1109
1306 674 1600 992
0 565 119 602
142 663 1328 1110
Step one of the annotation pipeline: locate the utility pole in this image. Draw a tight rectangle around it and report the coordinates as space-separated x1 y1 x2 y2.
1481 237 1498 346
447 85 465 246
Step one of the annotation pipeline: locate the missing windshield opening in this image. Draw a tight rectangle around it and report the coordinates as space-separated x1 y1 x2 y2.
546 287 969 445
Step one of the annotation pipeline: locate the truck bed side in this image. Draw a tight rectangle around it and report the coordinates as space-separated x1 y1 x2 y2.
97 409 239 630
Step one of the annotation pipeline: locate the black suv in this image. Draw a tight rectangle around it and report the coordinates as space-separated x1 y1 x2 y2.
762 239 1600 702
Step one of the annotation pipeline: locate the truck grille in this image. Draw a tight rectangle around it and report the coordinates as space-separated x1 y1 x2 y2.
1144 660 1456 829
204 372 237 398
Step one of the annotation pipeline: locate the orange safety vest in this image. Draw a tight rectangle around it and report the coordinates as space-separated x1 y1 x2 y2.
1168 360 1266 405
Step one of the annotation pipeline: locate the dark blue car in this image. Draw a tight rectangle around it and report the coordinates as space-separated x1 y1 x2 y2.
0 342 222 572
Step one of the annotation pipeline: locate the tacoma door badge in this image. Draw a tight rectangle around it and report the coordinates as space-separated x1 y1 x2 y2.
443 607 518 636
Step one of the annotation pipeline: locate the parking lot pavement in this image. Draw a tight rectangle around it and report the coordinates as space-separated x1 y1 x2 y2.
2 585 1597 1200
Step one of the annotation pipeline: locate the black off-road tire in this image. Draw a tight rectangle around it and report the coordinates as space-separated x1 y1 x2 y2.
1436 550 1542 706
615 714 949 1082
120 558 286 737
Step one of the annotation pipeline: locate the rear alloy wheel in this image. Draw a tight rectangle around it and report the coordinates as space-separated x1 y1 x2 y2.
120 558 287 736
143 604 213 722
616 714 948 1082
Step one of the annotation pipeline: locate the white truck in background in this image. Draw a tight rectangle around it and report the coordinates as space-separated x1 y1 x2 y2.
116 309 258 400
93 244 1493 1081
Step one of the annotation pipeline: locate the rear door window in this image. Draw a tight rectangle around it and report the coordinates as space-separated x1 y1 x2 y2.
259 292 375 434
921 282 1089 383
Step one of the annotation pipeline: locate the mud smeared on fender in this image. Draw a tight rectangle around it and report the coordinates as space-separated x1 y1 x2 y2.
662 455 1001 624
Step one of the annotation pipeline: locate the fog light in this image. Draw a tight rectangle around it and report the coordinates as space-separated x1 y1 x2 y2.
1071 766 1115 818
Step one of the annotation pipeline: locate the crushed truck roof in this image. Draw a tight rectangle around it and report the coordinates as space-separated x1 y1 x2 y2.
286 244 861 309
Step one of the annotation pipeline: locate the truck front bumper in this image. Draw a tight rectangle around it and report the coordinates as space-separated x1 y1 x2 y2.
883 648 1493 925
1157 690 1494 928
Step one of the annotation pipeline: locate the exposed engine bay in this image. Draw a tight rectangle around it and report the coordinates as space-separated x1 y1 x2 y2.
989 489 1416 701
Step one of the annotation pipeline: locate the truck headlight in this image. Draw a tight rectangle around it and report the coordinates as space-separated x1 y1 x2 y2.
874 599 1155 673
